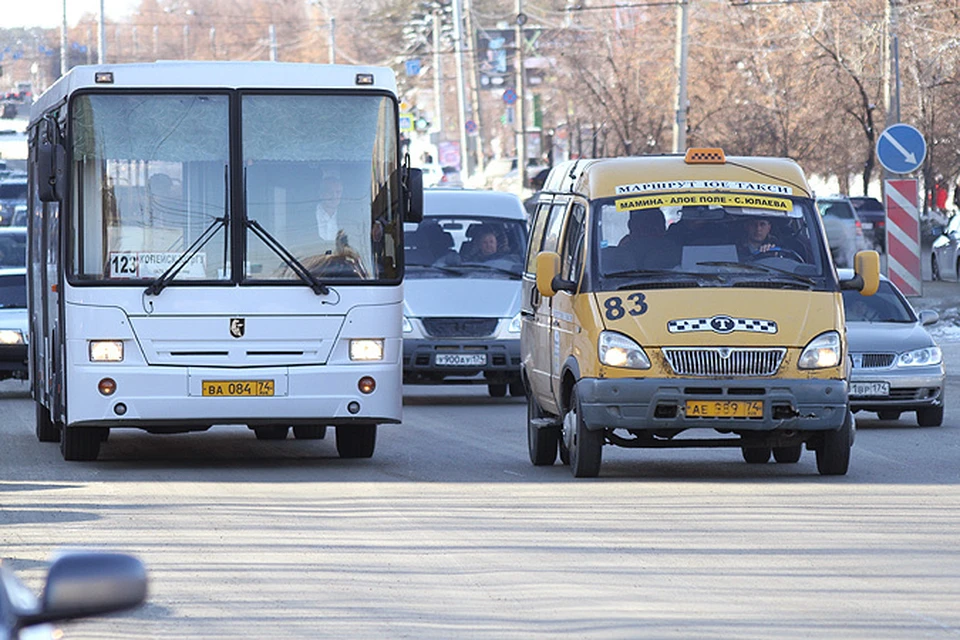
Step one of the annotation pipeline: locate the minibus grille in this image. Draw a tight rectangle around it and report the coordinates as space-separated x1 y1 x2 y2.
663 347 786 377
422 317 499 338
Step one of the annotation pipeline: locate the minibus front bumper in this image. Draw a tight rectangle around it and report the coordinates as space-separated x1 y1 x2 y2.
576 377 848 432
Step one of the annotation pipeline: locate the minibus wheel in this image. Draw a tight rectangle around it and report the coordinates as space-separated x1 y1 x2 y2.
816 411 853 475
772 444 802 463
566 386 602 478
527 393 558 466
741 447 771 464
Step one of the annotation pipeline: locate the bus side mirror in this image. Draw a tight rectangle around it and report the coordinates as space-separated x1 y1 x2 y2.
404 167 423 223
36 130 65 203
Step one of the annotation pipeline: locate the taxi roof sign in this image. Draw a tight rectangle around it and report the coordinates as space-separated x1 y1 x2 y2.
685 148 726 164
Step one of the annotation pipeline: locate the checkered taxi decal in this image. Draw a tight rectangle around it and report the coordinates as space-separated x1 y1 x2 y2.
667 316 778 334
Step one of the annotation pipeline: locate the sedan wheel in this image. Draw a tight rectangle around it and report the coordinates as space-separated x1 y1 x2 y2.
917 404 944 427
293 426 327 439
931 253 941 281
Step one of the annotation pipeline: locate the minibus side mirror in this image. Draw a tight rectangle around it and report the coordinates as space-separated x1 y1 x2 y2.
854 250 880 296
535 251 575 296
403 167 423 223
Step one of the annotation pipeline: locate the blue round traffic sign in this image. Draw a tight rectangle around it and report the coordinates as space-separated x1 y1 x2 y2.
876 123 926 174
465 120 477 134
502 88 517 105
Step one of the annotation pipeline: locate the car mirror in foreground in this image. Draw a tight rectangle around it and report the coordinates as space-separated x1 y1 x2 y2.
6 551 147 632
918 310 940 326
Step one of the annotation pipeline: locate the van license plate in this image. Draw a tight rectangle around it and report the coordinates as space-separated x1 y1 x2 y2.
435 354 487 367
202 380 275 397
685 400 763 418
850 382 889 396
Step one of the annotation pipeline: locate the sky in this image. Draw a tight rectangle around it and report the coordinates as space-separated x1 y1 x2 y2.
1 0 140 30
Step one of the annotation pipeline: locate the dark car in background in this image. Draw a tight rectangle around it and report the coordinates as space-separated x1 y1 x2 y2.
0 176 27 226
849 195 886 251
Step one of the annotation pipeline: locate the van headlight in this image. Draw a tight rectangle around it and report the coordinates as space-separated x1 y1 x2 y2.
89 340 124 362
402 316 413 334
508 312 522 333
0 329 24 345
897 346 941 367
798 331 841 369
350 339 384 361
599 331 650 369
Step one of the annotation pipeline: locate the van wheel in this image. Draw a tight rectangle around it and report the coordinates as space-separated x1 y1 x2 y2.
35 402 61 443
527 393 557 466
773 444 802 463
488 383 507 398
741 447 771 464
254 426 289 440
61 427 103 461
877 410 900 421
565 386 603 478
917 405 944 427
336 425 377 458
816 411 853 476
931 254 941 280
293 426 327 439
509 381 525 397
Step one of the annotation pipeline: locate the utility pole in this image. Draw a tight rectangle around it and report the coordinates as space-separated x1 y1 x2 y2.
60 0 68 75
328 17 336 64
515 0 528 192
883 0 901 127
452 0 470 177
269 25 278 61
671 0 689 153
98 0 106 63
464 0 485 175
432 10 444 139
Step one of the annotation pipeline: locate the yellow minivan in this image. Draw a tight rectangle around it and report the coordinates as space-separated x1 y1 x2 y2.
521 149 879 477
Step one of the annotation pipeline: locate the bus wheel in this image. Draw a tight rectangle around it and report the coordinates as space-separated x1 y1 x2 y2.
61 427 102 461
293 426 327 439
35 402 61 443
253 426 289 440
773 444 802 463
565 386 602 478
816 411 853 476
741 447 771 464
336 425 376 458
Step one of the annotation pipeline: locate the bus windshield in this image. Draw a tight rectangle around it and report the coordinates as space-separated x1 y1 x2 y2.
596 196 830 287
69 91 400 284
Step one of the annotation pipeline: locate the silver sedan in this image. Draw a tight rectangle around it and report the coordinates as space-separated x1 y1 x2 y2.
840 269 945 426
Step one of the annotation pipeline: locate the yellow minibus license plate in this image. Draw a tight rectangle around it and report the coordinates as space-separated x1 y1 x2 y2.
685 400 763 418
202 380 275 397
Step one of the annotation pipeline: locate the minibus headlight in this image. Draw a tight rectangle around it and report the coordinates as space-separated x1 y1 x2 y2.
897 346 941 367
350 339 384 361
798 331 841 369
89 340 124 362
508 312 522 333
0 329 24 345
599 331 651 369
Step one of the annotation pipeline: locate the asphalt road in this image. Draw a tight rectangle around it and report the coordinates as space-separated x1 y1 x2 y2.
2 280 959 638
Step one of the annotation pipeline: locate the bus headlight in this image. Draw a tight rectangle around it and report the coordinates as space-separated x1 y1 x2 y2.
0 329 24 345
599 331 651 369
349 339 384 361
89 340 124 362
798 331 841 369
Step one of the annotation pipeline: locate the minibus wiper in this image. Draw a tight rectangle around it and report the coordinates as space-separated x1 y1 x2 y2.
245 218 330 295
697 261 816 285
144 216 226 297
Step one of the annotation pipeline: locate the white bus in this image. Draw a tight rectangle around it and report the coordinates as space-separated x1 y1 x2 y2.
27 61 423 461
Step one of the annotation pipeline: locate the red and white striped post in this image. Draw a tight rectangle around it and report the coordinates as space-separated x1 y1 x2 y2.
884 178 921 296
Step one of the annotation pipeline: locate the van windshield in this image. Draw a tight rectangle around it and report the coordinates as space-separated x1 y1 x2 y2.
596 196 831 287
403 216 527 279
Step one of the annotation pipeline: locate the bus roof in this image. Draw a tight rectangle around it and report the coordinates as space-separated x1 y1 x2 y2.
31 61 397 125
544 154 813 200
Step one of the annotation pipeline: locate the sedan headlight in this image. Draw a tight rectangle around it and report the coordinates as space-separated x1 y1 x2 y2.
599 331 651 369
0 329 24 345
798 331 841 369
508 312 522 333
897 346 942 367
350 339 384 361
89 340 124 362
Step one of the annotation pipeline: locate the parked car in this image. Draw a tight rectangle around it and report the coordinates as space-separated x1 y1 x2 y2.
420 163 463 188
402 189 527 397
0 551 147 639
0 267 28 382
931 213 960 281
840 268 945 427
848 195 886 251
816 195 869 268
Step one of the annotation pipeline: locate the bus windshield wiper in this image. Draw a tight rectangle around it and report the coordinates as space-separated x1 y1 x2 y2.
144 216 226 296
245 218 329 295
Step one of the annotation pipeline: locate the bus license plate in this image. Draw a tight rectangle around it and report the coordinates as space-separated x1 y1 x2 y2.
850 382 889 396
435 354 487 367
202 380 275 397
685 400 763 418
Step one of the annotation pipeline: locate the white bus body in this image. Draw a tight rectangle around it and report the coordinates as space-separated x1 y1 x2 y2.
28 62 423 461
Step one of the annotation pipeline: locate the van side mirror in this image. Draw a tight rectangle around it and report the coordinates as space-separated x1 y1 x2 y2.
404 167 423 223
